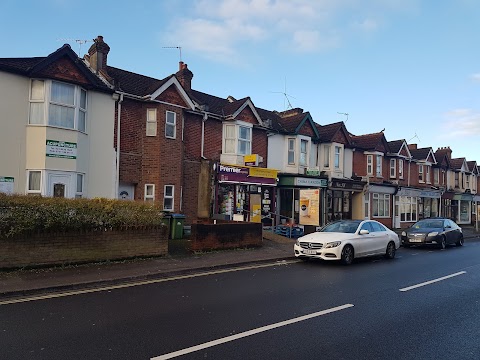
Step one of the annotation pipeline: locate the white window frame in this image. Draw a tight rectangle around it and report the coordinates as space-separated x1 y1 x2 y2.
334 146 341 169
237 125 251 155
27 170 42 195
144 184 155 202
163 185 174 211
367 155 373 175
466 174 470 190
29 79 87 132
224 124 236 154
419 164 425 183
76 173 84 198
376 155 382 177
223 123 252 155
324 145 330 168
165 111 176 139
146 108 157 137
399 196 417 222
399 159 404 179
372 193 390 218
300 139 308 166
434 168 440 185
288 138 295 165
390 159 396 178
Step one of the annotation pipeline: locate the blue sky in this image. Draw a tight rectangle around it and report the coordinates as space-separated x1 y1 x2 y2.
2 0 479 162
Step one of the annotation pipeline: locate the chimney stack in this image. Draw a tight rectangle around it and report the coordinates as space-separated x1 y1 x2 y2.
86 35 110 74
176 61 193 91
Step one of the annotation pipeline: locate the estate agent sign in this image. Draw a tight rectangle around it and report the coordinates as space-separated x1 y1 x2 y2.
46 140 77 159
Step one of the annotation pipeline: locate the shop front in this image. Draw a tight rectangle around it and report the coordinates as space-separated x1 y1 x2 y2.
394 187 441 228
215 164 277 224
328 178 366 223
277 176 328 227
452 193 473 224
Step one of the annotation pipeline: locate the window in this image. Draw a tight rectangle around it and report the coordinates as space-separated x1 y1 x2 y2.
300 140 308 166
364 193 370 219
434 168 439 185
288 139 295 165
418 165 424 183
399 159 404 179
324 145 330 168
223 123 251 155
146 109 157 136
238 126 251 155
466 174 470 190
372 193 390 217
29 80 45 124
399 196 417 222
426 166 431 184
334 146 341 169
164 185 174 211
455 172 459 188
390 159 396 178
165 111 176 138
29 80 87 132
27 171 41 194
376 155 382 177
76 174 84 198
144 184 155 202
367 155 373 175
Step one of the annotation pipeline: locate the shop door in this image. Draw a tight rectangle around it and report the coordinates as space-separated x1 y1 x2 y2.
250 194 262 223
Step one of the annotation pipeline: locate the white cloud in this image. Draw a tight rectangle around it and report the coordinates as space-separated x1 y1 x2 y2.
161 0 418 64
440 108 480 138
471 73 480 82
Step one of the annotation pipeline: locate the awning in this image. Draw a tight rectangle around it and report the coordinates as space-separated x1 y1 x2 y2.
367 184 396 195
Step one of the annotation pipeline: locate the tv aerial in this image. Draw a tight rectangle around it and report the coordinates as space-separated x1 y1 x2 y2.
58 38 93 56
408 132 421 143
271 77 296 110
337 112 349 122
163 46 183 62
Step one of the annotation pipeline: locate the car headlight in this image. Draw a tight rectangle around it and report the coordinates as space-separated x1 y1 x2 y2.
295 239 300 246
428 231 439 237
401 231 406 236
324 241 341 248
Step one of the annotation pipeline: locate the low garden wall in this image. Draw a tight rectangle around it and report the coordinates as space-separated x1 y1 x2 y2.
0 226 168 269
189 220 263 251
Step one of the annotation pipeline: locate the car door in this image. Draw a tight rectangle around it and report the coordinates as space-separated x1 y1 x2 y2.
369 221 390 254
355 222 375 257
446 219 460 243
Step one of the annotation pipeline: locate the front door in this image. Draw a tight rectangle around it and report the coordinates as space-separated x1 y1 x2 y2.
48 174 70 198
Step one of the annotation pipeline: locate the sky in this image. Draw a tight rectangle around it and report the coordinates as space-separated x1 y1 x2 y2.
2 0 479 162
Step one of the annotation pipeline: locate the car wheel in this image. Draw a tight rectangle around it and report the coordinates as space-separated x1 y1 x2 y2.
385 241 396 259
456 235 464 247
341 245 354 265
439 235 446 250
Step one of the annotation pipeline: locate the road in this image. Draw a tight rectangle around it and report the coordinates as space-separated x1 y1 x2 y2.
1 239 480 360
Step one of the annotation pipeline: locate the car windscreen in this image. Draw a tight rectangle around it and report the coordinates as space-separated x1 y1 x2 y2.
321 221 360 233
413 220 443 229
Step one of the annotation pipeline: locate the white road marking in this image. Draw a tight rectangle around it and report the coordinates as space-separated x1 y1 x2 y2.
0 260 298 306
150 304 354 360
399 271 466 292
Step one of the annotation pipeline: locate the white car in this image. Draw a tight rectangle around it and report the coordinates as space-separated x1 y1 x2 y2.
294 219 400 265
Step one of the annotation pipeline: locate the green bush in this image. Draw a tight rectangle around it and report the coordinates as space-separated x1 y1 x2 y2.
0 194 165 238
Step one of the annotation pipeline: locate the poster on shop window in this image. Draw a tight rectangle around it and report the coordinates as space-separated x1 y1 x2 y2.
299 189 320 226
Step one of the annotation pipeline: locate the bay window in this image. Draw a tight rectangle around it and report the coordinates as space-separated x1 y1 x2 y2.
390 159 396 178
223 123 252 155
334 146 341 169
376 155 382 177
372 193 390 217
367 155 373 175
300 139 308 166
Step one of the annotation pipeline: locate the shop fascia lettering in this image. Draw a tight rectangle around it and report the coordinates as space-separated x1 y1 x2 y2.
219 165 244 174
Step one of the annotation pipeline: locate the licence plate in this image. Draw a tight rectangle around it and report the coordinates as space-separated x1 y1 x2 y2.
409 238 422 242
304 249 318 255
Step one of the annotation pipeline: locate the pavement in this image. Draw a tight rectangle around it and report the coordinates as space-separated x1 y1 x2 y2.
1 226 479 300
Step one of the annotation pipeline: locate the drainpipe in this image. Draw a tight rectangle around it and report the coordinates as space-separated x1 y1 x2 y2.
201 112 208 159
115 92 124 198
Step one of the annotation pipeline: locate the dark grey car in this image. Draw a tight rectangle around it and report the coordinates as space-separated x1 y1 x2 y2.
401 218 464 249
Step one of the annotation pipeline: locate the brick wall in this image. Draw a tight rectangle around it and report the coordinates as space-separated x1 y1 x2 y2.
189 222 263 251
0 227 168 269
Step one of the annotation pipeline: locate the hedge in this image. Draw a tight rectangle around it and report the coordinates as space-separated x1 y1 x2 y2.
0 194 165 239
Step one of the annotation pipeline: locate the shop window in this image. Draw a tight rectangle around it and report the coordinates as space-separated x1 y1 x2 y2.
164 185 174 211
399 196 417 222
